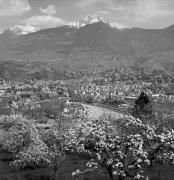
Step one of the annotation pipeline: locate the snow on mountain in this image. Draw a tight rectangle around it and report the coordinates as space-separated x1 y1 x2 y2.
0 15 127 37
68 15 105 28
110 22 127 30
9 25 38 36
68 15 126 30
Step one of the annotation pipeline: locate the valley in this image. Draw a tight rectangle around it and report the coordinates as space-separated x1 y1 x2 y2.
0 14 174 180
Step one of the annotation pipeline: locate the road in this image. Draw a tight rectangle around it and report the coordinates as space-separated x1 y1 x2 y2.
81 103 125 120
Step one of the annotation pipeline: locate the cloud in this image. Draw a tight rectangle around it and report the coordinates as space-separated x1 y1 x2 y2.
23 15 65 29
76 0 97 8
75 0 174 23
133 0 174 22
75 0 108 8
75 0 126 9
0 0 31 16
39 4 56 15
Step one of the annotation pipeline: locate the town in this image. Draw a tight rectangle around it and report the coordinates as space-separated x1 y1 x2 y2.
0 65 173 180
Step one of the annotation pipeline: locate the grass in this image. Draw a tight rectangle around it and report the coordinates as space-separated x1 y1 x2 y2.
144 164 174 180
0 145 174 180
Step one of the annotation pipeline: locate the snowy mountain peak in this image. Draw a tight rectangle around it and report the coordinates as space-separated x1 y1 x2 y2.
68 15 105 28
9 25 38 36
68 15 126 30
110 22 127 30
82 15 105 24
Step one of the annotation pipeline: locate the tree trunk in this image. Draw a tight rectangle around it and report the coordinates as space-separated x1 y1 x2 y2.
118 175 125 180
108 173 114 180
53 166 58 180
145 176 149 180
59 112 62 131
110 175 114 180
150 158 154 167
107 166 114 180
16 168 22 180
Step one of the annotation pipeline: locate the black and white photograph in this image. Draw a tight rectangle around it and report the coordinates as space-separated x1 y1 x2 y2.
0 0 174 179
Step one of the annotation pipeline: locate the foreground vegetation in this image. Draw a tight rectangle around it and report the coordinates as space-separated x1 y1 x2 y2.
0 92 174 180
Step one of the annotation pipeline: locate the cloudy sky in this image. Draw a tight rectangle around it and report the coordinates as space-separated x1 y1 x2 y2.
0 0 174 31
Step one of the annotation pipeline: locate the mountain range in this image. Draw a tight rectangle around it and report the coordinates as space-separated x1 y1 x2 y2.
0 15 174 76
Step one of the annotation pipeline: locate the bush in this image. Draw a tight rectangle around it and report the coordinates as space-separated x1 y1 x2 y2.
84 95 95 104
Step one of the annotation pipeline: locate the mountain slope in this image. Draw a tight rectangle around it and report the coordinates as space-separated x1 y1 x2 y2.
0 21 174 71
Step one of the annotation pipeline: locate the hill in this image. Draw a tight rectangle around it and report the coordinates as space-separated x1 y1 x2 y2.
0 20 174 76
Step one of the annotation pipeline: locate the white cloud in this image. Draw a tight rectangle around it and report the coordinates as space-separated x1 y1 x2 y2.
76 0 105 8
76 0 174 24
83 0 174 25
0 0 31 16
104 1 125 12
39 4 56 15
23 15 65 29
76 0 125 10
111 0 174 22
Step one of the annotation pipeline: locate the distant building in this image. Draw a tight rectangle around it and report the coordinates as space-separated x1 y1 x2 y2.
117 92 124 96
125 96 137 100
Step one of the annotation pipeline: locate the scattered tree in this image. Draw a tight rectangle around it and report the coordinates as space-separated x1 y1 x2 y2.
132 91 153 120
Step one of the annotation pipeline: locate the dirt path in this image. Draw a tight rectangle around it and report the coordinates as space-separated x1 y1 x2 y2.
81 103 124 120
